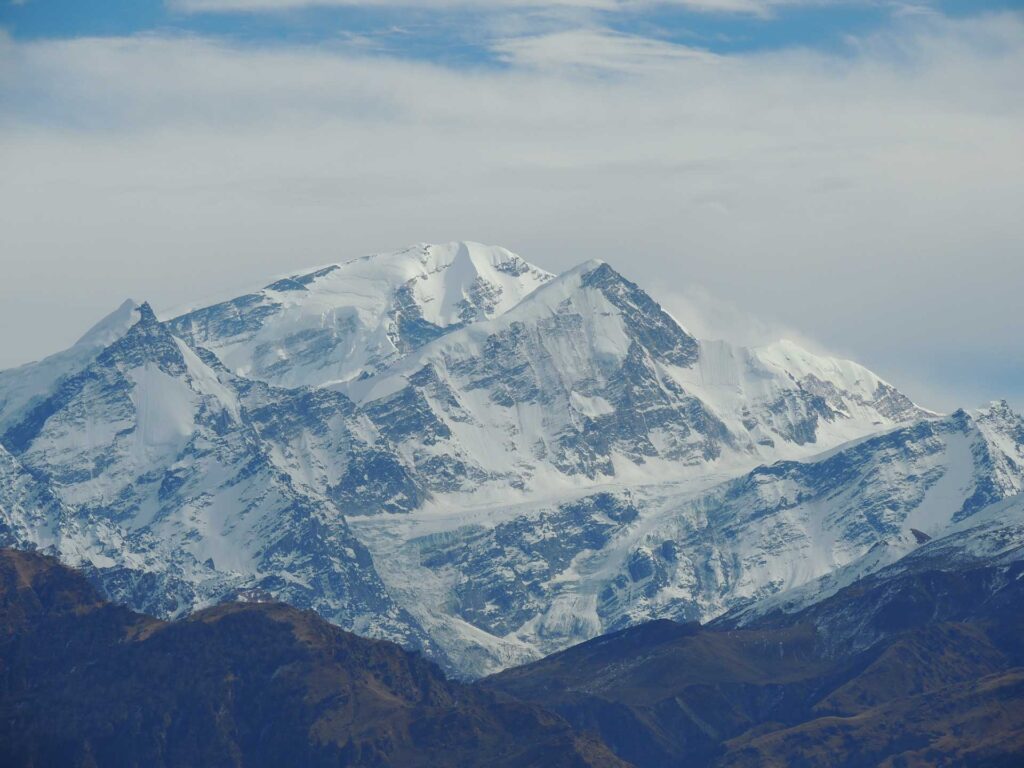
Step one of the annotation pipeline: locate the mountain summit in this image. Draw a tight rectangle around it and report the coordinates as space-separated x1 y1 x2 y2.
168 242 553 389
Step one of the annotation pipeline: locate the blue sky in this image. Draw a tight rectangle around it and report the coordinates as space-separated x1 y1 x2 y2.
5 1 1022 59
1 0 1022 411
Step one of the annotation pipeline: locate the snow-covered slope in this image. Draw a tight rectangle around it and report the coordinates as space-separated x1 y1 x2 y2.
1 240 1017 679
0 303 432 655
723 401 1024 626
346 260 930 499
0 299 141 434
883 489 1024 570
595 404 1024 628
167 242 552 389
731 490 1024 632
0 442 73 553
681 337 929 447
346 402 1023 675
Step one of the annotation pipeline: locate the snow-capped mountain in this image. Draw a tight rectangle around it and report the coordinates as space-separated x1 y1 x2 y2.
0 303 431 653
0 299 141 434
346 401 1024 674
0 442 74 553
0 240 1020 678
598 403 1024 626
346 259 930 499
727 490 1024 644
167 242 552 389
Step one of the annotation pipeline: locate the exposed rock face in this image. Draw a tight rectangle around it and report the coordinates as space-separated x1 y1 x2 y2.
415 493 640 638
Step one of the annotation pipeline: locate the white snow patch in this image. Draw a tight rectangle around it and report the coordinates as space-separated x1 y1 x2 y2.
128 364 197 456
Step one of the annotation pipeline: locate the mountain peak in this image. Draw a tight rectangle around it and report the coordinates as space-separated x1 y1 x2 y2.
569 258 608 275
0 299 148 435
90 299 188 379
136 301 158 324
429 240 534 273
168 242 552 388
72 299 141 351
577 259 699 368
321 241 550 287
978 399 1018 419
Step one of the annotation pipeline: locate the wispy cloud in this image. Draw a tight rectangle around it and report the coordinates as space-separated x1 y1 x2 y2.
1 10 1022 410
168 0 619 11
493 27 717 72
166 0 910 16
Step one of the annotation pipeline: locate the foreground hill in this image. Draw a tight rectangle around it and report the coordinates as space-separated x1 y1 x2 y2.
4 513 1023 768
0 548 625 768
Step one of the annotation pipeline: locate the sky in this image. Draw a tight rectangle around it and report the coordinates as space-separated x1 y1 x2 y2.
1 0 1022 412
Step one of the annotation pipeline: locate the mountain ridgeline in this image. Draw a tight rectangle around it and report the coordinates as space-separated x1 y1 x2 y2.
1 241 1022 685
